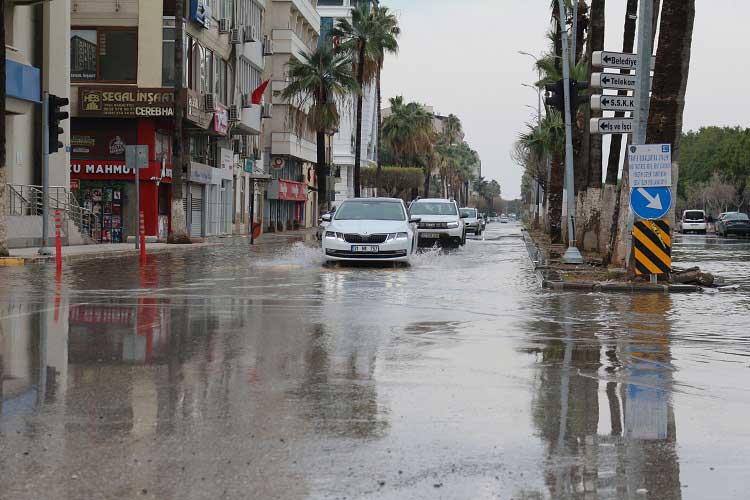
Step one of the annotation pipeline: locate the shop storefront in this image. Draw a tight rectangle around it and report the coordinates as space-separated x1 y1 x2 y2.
72 87 174 242
187 162 233 237
266 178 308 231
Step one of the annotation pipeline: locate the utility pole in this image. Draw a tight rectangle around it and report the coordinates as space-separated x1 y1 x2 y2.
625 0 655 273
39 93 52 256
557 0 584 264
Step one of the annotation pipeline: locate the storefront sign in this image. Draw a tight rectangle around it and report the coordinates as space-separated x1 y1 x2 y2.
70 160 137 179
185 89 213 129
190 162 214 184
243 158 255 173
214 105 229 135
70 179 80 190
220 148 234 170
79 87 174 118
71 126 137 160
268 179 307 202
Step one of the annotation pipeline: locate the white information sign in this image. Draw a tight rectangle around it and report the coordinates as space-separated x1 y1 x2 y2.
593 51 656 71
628 144 672 188
590 118 633 135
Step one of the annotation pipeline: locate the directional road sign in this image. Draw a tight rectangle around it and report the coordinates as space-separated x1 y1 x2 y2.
592 51 656 71
630 186 672 220
590 73 648 91
628 144 672 188
590 95 635 112
633 220 672 276
590 118 633 135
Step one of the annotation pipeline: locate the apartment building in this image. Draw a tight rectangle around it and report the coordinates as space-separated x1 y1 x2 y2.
262 0 320 232
3 0 71 248
317 0 378 205
68 0 268 242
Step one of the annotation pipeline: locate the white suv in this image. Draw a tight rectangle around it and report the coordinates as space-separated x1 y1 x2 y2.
681 209 707 234
410 198 466 247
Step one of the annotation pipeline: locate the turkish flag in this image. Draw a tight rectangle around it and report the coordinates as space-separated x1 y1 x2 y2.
251 80 270 105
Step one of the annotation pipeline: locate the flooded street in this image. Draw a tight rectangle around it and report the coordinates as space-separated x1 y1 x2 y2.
1 224 749 499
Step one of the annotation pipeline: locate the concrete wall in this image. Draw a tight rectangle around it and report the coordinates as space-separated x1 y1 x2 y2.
137 0 163 88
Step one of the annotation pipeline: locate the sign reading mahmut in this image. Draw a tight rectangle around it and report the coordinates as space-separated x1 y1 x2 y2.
628 144 672 188
79 87 174 118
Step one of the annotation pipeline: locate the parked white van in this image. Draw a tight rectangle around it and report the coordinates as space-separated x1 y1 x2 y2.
680 210 707 234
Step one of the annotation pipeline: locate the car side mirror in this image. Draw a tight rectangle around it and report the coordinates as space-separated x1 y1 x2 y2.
409 217 421 224
321 214 332 222
460 213 469 219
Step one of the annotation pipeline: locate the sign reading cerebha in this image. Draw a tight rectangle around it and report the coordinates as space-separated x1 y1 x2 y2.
79 87 175 118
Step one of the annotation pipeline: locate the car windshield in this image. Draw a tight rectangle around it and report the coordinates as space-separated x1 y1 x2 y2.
334 201 405 221
684 211 705 220
460 208 477 218
411 202 457 216
727 213 749 221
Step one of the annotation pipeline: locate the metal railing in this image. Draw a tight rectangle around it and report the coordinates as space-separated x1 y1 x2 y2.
4 184 102 243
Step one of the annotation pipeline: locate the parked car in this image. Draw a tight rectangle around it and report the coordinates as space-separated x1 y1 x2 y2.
716 212 750 237
410 198 466 247
460 208 482 235
321 198 418 262
680 210 707 234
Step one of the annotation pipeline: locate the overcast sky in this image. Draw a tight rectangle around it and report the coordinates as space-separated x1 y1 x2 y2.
380 0 750 199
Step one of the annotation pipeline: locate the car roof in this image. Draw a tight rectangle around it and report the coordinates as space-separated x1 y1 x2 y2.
413 198 455 203
341 197 403 203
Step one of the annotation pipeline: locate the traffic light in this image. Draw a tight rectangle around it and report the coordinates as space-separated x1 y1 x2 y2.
569 79 589 117
48 94 69 154
545 79 565 114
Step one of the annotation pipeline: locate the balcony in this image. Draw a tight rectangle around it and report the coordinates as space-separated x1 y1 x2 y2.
240 39 264 68
288 0 321 32
271 28 312 60
233 105 262 135
272 132 317 163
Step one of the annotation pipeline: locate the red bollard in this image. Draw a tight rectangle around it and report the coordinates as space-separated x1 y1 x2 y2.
54 210 62 271
139 211 146 264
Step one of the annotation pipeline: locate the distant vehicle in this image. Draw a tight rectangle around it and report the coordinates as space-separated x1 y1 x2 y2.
460 207 482 235
717 212 750 237
322 198 418 262
410 198 466 247
500 215 509 224
479 213 487 231
680 210 707 234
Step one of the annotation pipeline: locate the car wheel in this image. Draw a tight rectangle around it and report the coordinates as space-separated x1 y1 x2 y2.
461 231 467 246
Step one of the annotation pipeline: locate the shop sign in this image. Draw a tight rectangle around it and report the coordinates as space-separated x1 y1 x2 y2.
71 127 137 160
220 148 234 170
185 89 213 129
70 160 137 179
214 104 229 135
190 162 214 183
243 158 255 173
190 0 211 29
70 179 80 190
270 179 307 202
79 87 174 118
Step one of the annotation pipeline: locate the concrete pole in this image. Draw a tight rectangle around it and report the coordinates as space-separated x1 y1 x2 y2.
558 0 584 264
625 0 655 273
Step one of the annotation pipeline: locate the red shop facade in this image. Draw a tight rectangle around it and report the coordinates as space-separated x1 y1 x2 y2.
71 87 174 242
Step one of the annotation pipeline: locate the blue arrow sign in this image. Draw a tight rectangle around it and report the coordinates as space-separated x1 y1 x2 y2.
630 187 673 220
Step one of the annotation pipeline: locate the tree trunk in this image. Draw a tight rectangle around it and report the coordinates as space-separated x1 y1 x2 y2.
423 156 431 198
646 0 695 227
549 155 565 244
0 6 8 257
316 131 327 214
375 67 383 196
169 0 191 244
604 0 638 185
353 42 366 198
587 0 605 188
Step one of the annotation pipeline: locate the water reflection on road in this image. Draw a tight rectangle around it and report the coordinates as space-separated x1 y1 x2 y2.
1 225 749 499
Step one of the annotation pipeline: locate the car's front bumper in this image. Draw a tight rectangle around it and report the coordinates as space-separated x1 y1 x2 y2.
322 238 411 261
417 227 463 246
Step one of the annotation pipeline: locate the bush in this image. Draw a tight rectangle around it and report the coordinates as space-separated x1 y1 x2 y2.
361 166 424 202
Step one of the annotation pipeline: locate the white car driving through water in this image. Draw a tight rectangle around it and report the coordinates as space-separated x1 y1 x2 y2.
410 198 466 247
322 198 418 262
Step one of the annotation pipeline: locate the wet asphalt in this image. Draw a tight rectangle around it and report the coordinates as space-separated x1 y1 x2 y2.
1 223 749 499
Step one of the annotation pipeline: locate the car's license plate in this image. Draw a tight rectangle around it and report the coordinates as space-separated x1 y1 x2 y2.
421 232 441 239
351 245 379 252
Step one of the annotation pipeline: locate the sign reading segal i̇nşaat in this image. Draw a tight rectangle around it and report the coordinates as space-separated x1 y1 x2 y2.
628 144 672 188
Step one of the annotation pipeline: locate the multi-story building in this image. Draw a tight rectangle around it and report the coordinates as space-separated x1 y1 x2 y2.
262 0 320 232
67 0 268 242
3 0 71 248
317 0 378 205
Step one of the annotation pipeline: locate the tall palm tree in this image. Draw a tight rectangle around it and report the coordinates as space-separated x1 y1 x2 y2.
281 45 359 213
332 3 398 198
583 0 605 189
0 5 8 257
369 6 400 194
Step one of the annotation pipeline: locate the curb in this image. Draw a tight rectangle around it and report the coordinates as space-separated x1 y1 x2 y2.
0 258 27 267
3 242 218 266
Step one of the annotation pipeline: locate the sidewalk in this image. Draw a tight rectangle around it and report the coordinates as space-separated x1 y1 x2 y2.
0 228 319 266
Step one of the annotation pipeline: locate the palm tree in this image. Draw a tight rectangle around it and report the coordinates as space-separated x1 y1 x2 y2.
369 6 400 194
332 3 398 198
281 45 359 213
0 5 8 257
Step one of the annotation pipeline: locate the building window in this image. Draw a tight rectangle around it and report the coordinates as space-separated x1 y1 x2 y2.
190 135 218 168
319 17 334 47
71 28 137 82
238 0 262 36
238 57 261 97
162 18 176 86
155 131 172 165
215 56 228 104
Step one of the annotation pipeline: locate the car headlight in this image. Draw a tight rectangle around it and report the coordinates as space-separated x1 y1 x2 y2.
325 231 344 240
447 221 460 228
386 232 409 241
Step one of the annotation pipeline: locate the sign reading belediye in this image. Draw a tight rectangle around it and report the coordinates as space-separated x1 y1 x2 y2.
628 144 672 188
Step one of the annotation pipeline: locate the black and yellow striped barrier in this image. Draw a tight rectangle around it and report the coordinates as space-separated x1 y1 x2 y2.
633 220 672 276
